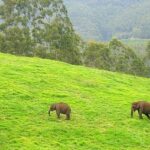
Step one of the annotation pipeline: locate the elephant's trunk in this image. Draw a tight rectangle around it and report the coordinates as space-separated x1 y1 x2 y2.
131 107 134 118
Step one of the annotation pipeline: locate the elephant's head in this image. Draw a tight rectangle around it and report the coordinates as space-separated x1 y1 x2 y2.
131 102 140 118
48 103 56 116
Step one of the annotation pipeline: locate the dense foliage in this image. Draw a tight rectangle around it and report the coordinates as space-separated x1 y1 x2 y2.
84 41 111 70
145 41 150 61
64 0 150 41
121 39 149 58
84 39 148 77
0 0 81 64
143 41 150 76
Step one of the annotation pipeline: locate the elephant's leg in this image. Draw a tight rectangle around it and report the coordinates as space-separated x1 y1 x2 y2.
56 110 60 119
66 114 70 120
145 114 150 120
138 109 143 119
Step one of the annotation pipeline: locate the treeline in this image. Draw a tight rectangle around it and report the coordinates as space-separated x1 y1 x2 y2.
83 39 150 77
0 0 149 77
0 0 81 64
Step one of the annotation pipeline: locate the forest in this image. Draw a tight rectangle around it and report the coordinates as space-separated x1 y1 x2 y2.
0 0 150 77
64 0 150 41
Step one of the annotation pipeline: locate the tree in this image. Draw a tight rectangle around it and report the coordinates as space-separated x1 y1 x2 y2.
143 41 150 77
109 39 146 76
0 0 34 55
84 39 147 77
84 41 110 69
0 0 81 64
145 41 150 59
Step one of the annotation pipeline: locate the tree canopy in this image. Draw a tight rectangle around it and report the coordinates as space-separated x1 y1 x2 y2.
0 0 81 64
84 39 148 76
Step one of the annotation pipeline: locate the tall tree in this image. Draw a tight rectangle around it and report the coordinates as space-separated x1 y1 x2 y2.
84 41 110 69
144 41 150 77
0 0 81 64
109 39 146 76
0 0 34 55
145 41 150 60
84 39 147 77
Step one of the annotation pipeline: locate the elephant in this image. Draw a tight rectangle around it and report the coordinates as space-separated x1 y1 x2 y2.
131 101 150 119
48 102 71 120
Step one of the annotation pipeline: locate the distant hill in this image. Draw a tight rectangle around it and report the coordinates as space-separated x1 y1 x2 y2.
64 0 150 41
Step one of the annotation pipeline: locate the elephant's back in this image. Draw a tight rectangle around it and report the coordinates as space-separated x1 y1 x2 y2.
142 102 150 113
57 102 71 113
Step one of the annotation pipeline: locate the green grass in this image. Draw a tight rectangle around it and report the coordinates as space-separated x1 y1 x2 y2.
0 53 150 150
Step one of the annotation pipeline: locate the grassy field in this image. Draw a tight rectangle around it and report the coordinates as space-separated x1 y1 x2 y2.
0 53 150 150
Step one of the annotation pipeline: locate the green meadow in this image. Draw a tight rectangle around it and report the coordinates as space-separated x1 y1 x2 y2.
0 53 150 150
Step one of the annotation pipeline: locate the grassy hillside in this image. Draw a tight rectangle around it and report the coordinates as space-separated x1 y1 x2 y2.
0 53 150 150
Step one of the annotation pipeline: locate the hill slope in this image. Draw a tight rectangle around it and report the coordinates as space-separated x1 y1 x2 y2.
0 53 150 150
64 0 150 41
